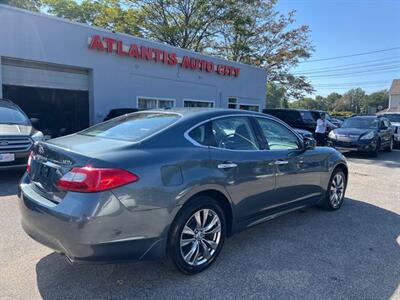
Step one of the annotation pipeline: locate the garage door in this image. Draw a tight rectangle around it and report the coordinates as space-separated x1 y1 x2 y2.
1 58 89 91
1 58 90 138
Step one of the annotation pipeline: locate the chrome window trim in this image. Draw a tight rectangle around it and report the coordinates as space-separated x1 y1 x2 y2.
184 113 304 152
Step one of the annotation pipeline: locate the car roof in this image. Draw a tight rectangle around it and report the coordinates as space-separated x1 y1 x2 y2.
138 108 267 119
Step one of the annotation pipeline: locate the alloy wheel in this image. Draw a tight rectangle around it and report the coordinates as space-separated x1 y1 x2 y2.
330 174 345 208
180 209 222 266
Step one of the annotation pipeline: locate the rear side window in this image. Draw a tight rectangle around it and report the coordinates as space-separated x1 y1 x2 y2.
300 111 315 122
188 124 208 145
80 113 180 141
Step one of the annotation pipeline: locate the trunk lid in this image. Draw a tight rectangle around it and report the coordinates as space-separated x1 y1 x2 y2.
29 134 134 203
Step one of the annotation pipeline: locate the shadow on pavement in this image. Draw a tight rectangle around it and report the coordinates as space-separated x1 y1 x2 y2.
35 198 400 299
344 149 400 168
0 169 24 197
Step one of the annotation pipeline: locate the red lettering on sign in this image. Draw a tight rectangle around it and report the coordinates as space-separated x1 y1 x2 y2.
88 35 240 77
89 35 105 51
141 46 153 60
181 56 191 68
103 37 116 53
168 53 178 65
117 41 129 56
128 44 140 59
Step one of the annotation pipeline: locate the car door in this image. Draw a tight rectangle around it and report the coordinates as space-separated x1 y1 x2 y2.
255 117 324 208
380 119 392 147
208 116 276 222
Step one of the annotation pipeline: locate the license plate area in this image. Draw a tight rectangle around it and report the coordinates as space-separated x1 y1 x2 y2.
0 153 15 162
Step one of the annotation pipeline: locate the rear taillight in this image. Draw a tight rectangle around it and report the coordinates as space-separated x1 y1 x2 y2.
27 152 33 173
56 166 139 192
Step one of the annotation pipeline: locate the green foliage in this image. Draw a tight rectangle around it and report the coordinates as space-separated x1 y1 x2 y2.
43 0 143 36
213 0 314 99
266 82 285 108
289 88 389 114
330 111 353 117
0 0 41 11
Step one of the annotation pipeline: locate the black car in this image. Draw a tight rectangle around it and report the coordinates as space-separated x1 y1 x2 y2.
328 116 394 156
0 99 44 169
263 108 317 133
103 108 141 121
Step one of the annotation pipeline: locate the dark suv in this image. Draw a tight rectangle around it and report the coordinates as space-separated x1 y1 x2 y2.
0 99 44 170
263 108 317 133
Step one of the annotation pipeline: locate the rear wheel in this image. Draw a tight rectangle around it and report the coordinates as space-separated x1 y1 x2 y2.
168 196 226 274
320 169 347 210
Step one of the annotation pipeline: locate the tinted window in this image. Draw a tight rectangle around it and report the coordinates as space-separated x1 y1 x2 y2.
256 118 300 150
300 111 315 122
384 114 400 123
342 118 378 129
81 113 180 141
189 124 208 145
0 106 29 125
212 117 259 150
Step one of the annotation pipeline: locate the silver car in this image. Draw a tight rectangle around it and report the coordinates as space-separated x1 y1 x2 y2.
18 109 348 274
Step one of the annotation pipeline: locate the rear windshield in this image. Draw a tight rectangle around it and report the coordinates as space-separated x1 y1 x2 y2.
0 106 29 125
80 112 180 141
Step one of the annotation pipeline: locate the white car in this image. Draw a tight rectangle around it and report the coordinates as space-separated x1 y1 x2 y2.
383 113 400 147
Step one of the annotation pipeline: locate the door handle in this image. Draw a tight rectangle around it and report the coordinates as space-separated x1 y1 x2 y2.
274 160 289 165
217 163 238 169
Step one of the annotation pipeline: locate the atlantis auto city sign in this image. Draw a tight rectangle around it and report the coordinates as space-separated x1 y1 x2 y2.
88 35 240 77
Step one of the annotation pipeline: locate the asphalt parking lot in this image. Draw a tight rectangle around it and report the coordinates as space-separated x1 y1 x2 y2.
0 150 399 299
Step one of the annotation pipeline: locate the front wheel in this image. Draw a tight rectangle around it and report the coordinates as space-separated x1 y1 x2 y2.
168 196 226 274
385 138 393 152
319 169 347 210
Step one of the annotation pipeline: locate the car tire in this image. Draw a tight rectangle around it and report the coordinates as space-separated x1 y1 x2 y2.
168 196 226 274
369 139 380 157
385 138 393 152
319 168 347 211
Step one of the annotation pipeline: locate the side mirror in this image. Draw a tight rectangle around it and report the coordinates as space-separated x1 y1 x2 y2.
304 136 316 150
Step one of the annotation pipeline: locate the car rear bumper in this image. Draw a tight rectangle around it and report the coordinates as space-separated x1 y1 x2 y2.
18 174 170 263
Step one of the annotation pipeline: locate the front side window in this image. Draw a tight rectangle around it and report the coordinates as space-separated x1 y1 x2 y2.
80 112 180 141
256 118 300 150
211 117 259 150
138 97 174 109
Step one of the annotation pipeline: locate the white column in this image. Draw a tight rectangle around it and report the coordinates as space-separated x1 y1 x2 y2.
0 56 3 98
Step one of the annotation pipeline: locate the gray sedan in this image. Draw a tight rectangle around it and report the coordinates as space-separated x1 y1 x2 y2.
18 109 348 274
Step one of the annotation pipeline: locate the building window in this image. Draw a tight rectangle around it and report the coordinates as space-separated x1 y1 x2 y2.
239 104 259 112
138 97 175 109
228 97 237 109
184 99 214 108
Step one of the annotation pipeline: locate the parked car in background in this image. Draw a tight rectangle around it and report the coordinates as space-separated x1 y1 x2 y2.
0 99 44 170
382 113 400 148
103 108 141 121
19 108 347 274
328 116 394 156
263 108 317 134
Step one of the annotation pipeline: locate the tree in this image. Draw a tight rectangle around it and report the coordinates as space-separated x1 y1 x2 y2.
44 0 143 36
363 90 389 112
127 0 228 52
213 0 314 99
334 88 366 113
325 92 342 111
266 82 285 108
0 0 41 11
